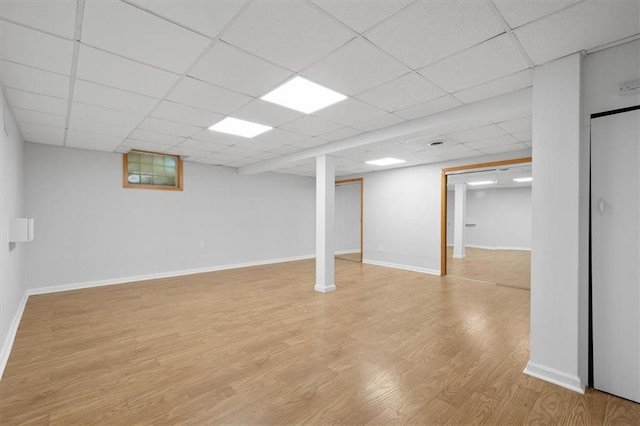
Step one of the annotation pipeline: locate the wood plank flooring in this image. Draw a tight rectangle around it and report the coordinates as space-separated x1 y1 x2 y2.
1 259 638 424
447 247 531 289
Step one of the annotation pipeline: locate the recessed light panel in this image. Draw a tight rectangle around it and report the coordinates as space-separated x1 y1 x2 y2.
208 117 272 138
468 180 496 186
261 76 347 114
365 157 406 166
513 177 533 182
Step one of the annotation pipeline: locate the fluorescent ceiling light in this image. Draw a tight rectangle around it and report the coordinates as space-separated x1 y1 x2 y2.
468 180 496 186
208 117 272 138
365 157 406 166
261 76 347 114
513 177 533 183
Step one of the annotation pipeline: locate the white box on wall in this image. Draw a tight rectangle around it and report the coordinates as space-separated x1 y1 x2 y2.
9 218 34 242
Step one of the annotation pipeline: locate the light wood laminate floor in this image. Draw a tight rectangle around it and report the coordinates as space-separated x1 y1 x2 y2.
1 260 638 424
447 247 531 289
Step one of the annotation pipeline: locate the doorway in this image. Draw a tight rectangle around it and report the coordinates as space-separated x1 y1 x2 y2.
441 157 532 288
335 178 363 263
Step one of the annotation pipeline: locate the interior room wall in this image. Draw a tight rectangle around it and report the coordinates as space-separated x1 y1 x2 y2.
528 53 583 392
334 182 360 253
24 143 316 291
447 187 531 250
0 89 27 373
580 39 640 387
362 150 531 274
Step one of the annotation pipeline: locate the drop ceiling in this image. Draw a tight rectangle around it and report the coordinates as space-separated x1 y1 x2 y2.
1 0 638 177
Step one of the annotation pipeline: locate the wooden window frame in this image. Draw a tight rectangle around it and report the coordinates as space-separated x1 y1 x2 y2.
123 150 184 191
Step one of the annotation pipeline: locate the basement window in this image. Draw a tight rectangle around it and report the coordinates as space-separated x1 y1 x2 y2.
123 151 183 191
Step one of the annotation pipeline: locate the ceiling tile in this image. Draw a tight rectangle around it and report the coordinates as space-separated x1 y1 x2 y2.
178 138 230 153
218 144 265 158
302 38 409 96
137 117 201 138
128 129 185 146
0 0 77 38
515 0 640 65
76 46 179 98
66 131 124 152
188 42 293 97
73 80 158 115
313 98 389 127
254 128 308 146
1 21 74 75
290 137 327 149
478 143 529 155
12 107 65 128
4 87 68 116
151 101 223 128
1 61 70 98
21 131 64 146
19 122 65 141
350 111 404 132
419 35 529 93
220 0 354 71
493 0 582 29
268 143 302 155
191 128 246 146
70 102 143 129
496 116 532 134
168 145 212 158
318 126 361 142
127 0 246 38
232 99 303 128
365 1 503 69
281 115 343 137
68 118 133 138
453 69 532 104
464 134 519 149
233 139 284 153
166 77 251 114
356 72 447 112
121 139 176 153
82 1 210 74
395 95 462 120
449 124 507 142
310 0 412 33
512 131 532 142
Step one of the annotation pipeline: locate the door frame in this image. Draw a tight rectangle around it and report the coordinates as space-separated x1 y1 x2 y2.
440 157 532 276
336 178 364 263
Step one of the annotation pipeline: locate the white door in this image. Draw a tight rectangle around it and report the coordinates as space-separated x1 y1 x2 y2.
592 108 640 403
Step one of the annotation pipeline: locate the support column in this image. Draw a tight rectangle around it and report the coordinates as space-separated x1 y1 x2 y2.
453 183 467 259
315 155 336 293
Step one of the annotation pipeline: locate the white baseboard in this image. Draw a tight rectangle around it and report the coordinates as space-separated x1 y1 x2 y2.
28 254 315 296
462 244 531 251
523 361 585 394
363 259 440 276
335 249 360 255
0 291 29 379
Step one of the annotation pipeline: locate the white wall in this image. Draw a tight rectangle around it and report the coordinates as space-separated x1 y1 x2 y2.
581 40 640 386
449 187 531 250
526 40 640 393
0 89 27 373
24 143 316 290
362 150 531 274
335 182 360 253
527 53 583 392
